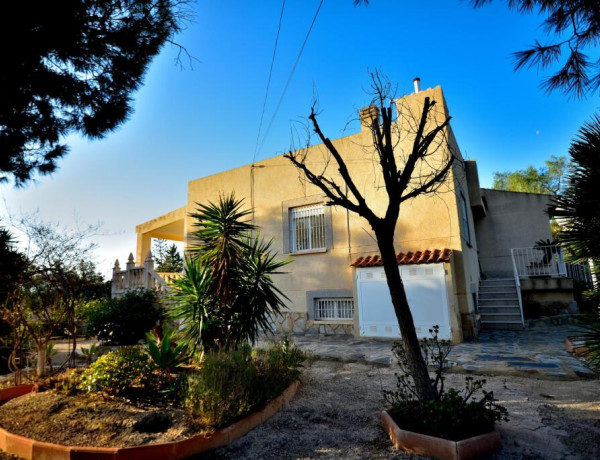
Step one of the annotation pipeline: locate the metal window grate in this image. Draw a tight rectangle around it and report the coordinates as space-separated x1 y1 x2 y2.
314 297 354 320
290 204 325 251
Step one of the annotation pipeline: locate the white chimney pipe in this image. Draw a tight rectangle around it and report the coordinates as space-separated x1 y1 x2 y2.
413 77 421 93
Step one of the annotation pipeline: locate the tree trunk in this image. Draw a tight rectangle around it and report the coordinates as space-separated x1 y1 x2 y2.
36 347 47 377
375 228 436 401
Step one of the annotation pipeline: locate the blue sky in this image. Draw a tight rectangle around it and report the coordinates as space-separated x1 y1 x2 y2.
1 0 599 277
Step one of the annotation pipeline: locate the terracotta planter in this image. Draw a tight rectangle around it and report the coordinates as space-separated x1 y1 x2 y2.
381 410 501 460
0 385 35 405
0 380 300 459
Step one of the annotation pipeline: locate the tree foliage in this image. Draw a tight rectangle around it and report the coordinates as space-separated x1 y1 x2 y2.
471 1 600 98
0 0 188 186
492 155 568 194
155 241 184 272
85 290 163 345
169 195 289 353
285 73 457 401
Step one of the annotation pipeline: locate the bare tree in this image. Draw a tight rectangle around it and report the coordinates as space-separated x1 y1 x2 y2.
285 74 458 400
1 213 105 376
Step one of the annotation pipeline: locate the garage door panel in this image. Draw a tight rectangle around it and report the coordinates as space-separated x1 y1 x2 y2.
357 264 451 340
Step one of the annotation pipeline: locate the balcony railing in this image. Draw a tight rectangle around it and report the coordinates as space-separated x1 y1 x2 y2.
111 252 170 298
510 245 592 284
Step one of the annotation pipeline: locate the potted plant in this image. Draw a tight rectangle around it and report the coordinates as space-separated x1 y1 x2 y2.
382 326 508 460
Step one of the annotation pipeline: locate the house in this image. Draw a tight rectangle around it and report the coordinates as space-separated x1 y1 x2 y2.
119 84 585 343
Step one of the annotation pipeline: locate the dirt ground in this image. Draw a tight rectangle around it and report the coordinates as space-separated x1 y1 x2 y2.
204 360 600 460
0 359 599 459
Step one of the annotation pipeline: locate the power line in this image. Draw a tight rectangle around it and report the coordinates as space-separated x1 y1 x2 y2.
253 0 286 163
256 0 325 157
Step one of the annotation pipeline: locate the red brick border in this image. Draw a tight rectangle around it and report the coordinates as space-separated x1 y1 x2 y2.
0 381 300 459
381 409 501 460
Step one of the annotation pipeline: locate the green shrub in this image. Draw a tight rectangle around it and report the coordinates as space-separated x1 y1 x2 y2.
85 290 163 345
77 346 155 395
184 340 304 428
384 326 508 441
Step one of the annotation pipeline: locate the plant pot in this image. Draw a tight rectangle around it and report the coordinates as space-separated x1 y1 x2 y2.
381 409 501 460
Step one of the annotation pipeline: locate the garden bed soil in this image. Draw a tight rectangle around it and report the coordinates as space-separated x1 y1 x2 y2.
0 390 199 447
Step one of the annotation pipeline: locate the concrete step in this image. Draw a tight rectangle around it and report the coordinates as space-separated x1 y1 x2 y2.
479 299 520 306
479 306 522 313
480 313 523 322
479 285 518 292
479 292 519 299
479 321 524 330
480 278 515 283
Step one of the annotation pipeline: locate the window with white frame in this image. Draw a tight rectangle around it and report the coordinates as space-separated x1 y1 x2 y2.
289 204 326 252
459 192 471 244
314 297 354 320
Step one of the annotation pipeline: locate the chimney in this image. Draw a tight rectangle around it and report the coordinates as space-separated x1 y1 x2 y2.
413 77 421 93
359 105 379 131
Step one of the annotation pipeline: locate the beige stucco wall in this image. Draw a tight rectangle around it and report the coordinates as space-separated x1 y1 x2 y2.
136 86 480 341
475 189 553 278
134 206 186 263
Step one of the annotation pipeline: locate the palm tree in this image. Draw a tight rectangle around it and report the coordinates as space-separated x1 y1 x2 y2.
169 194 289 353
550 114 600 302
550 114 600 370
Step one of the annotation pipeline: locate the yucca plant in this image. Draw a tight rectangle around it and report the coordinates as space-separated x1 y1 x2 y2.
169 194 289 353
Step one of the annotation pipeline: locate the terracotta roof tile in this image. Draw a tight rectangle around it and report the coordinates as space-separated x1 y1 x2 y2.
351 248 452 267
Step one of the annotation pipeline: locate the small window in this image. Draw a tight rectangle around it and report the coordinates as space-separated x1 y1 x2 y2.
314 297 354 321
290 204 326 252
459 192 471 244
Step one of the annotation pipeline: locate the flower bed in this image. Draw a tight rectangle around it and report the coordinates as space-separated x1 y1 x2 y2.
0 380 299 460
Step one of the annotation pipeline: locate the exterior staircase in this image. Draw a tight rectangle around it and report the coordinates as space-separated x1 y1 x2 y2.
478 278 524 330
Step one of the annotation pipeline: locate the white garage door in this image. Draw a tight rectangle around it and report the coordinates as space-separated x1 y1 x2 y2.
356 263 452 340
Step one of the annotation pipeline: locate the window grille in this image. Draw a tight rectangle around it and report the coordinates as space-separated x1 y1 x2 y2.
290 204 326 252
314 297 354 320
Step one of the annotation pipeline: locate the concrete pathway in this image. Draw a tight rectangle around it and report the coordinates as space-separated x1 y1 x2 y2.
272 325 597 380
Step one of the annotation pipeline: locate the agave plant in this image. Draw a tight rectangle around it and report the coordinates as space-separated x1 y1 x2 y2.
146 323 189 374
168 194 289 353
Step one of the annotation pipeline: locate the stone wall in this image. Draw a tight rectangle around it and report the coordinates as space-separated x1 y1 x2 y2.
269 312 354 336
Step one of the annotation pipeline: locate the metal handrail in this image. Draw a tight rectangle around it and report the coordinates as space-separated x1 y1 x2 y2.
511 249 525 327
